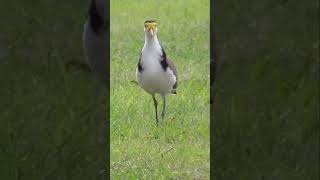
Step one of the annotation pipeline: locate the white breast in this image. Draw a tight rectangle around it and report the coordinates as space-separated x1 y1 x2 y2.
136 43 176 95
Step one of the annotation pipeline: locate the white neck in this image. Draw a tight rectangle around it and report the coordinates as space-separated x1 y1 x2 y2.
144 34 159 47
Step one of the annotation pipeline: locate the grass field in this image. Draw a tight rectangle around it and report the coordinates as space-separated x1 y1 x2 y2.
110 0 210 179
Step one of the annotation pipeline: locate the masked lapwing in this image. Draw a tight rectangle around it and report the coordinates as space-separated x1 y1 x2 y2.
136 20 178 124
83 0 108 86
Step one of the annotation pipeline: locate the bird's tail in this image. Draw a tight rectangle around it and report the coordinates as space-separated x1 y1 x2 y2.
130 80 139 85
171 89 177 95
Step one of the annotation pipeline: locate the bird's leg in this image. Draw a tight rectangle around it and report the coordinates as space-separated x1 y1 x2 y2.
161 94 166 120
152 95 159 124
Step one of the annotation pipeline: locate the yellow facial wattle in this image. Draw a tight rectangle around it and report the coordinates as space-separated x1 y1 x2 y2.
145 22 157 31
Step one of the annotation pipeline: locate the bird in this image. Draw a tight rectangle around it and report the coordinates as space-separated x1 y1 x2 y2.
136 20 178 124
82 0 109 143
83 0 108 115
83 0 108 88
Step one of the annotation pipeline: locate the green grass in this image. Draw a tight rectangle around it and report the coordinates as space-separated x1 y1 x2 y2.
110 0 210 179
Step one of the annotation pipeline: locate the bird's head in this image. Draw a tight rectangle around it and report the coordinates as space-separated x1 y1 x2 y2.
144 20 158 37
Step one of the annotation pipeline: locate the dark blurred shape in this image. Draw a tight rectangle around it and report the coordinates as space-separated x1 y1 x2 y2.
212 0 319 179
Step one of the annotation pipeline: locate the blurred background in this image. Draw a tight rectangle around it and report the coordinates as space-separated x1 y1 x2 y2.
0 1 107 179
213 0 319 179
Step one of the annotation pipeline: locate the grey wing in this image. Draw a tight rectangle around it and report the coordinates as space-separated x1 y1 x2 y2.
83 20 108 84
167 58 178 90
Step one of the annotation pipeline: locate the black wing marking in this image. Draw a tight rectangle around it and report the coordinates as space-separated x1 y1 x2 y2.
159 44 168 71
137 52 143 72
159 44 178 92
89 0 104 34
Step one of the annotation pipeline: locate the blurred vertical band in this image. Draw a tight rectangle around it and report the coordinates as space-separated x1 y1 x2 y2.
105 0 110 178
210 0 218 178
